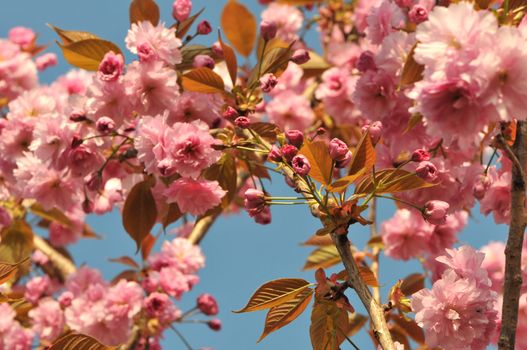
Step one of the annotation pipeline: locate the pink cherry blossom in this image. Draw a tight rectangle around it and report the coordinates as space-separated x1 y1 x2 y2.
261 4 303 42
479 167 511 224
265 91 314 131
164 178 225 216
366 2 405 45
29 298 65 342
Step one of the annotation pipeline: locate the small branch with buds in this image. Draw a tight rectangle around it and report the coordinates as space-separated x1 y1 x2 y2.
499 120 527 350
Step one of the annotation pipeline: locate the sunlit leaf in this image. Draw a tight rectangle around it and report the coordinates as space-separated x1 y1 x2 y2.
404 113 423 134
162 203 182 229
0 220 33 270
299 140 333 185
256 37 289 63
30 204 72 228
0 258 29 285
177 8 205 39
393 315 425 344
367 236 384 250
129 0 160 26
348 131 376 177
218 31 237 86
301 50 330 78
48 24 99 44
302 234 333 246
141 233 157 261
221 0 257 57
122 179 158 252
49 332 115 350
234 278 312 313
303 245 341 270
347 313 367 337
358 266 378 287
258 288 313 342
248 43 294 86
204 153 237 207
400 43 424 86
181 67 225 94
400 273 425 296
327 174 363 193
109 256 140 269
57 39 123 71
250 122 279 143
354 168 435 195
310 298 349 350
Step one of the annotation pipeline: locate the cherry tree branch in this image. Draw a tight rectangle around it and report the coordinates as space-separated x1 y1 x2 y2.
499 120 527 350
33 234 76 278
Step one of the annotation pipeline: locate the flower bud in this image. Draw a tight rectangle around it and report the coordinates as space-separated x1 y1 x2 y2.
193 54 215 69
82 197 94 214
254 206 272 225
362 121 383 144
473 175 491 200
36 53 58 72
234 116 250 129
96 116 116 134
357 50 376 72
223 106 239 121
58 291 73 308
98 51 124 82
86 172 103 192
423 200 449 225
291 49 310 65
292 155 311 176
335 151 352 168
197 20 212 35
281 144 298 162
259 73 278 93
71 134 83 149
267 145 282 162
172 0 192 22
260 20 277 41
197 294 219 316
328 138 350 162
409 5 428 24
211 42 224 57
415 161 438 182
244 188 265 211
208 319 222 331
69 109 87 122
411 149 431 162
285 130 304 148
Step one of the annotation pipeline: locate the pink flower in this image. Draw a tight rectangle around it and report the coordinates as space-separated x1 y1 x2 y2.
408 5 428 24
197 21 212 35
260 20 277 41
411 149 430 162
164 178 226 216
281 144 298 162
382 209 433 260
167 91 224 126
292 155 311 176
149 237 205 274
254 205 272 225
244 188 266 213
208 318 222 331
265 91 314 131
480 241 506 292
353 69 397 121
316 67 358 125
106 280 144 320
285 130 304 148
416 161 438 182
8 26 35 47
97 51 124 82
35 53 58 72
0 39 37 100
158 266 199 299
29 298 64 342
125 21 182 65
261 4 303 42
435 245 491 288
0 303 33 350
423 200 449 225
479 168 511 224
85 78 133 127
172 0 192 22
260 73 278 93
66 266 106 297
197 293 219 316
412 269 497 350
427 211 467 255
193 54 215 69
25 275 52 304
328 138 350 162
145 292 181 324
366 2 405 45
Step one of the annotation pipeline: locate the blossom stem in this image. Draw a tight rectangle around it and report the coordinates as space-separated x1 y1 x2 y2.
498 120 527 350
374 194 422 212
234 146 269 153
484 147 498 175
170 325 194 350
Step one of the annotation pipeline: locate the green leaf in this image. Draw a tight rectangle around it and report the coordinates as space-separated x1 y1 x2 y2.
57 39 123 71
122 180 158 252
234 278 312 313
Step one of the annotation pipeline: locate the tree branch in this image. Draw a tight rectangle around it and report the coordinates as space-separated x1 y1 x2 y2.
33 234 76 278
499 120 527 350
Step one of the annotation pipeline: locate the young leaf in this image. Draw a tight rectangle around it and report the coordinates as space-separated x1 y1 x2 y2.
181 67 225 94
49 332 115 350
141 233 157 261
355 168 435 195
348 131 376 177
218 31 237 86
48 24 99 44
234 278 311 313
250 122 279 143
30 204 72 228
347 313 368 337
221 0 257 57
178 45 216 71
327 173 363 193
258 288 314 342
300 50 330 78
162 203 183 229
0 220 34 266
129 0 160 26
400 43 424 87
302 234 333 246
310 298 349 350
299 140 333 185
177 7 205 39
204 153 237 207
0 258 29 285
303 245 341 270
122 180 158 252
400 273 425 295
109 256 140 269
393 315 425 344
358 266 379 287
248 44 294 86
57 39 123 71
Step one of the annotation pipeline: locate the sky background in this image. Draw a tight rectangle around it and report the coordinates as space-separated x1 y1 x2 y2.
0 1 507 349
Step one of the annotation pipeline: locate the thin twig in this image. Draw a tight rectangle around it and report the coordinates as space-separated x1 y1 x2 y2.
170 325 194 350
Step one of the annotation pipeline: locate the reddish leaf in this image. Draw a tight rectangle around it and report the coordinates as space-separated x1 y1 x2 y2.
49 332 115 350
221 0 257 57
348 131 376 177
218 31 237 86
400 43 424 86
181 67 225 94
299 140 333 185
141 233 157 261
129 0 160 26
109 256 140 269
177 8 205 39
400 273 425 296
303 245 341 270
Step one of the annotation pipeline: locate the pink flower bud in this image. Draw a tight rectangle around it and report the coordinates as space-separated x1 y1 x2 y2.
259 73 278 93
36 53 58 72
193 54 215 69
409 5 428 24
208 319 222 331
292 155 311 176
211 42 224 57
335 151 352 168
254 206 272 225
268 145 282 162
423 200 449 225
31 250 49 266
86 172 103 192
394 0 413 7
98 51 124 82
473 175 491 200
316 127 326 136
82 198 94 214
197 293 219 316
357 50 376 72
260 20 277 41
8 26 35 47
223 106 239 121
96 116 116 133
172 0 192 22
291 49 310 65
411 149 431 162
58 291 74 308
362 121 383 144
329 138 350 162
71 135 83 149
234 116 250 129
197 20 212 35
281 144 298 162
244 188 265 211
285 130 304 148
69 109 87 122
415 161 438 182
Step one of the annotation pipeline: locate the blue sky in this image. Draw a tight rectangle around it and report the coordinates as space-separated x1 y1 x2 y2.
0 1 507 349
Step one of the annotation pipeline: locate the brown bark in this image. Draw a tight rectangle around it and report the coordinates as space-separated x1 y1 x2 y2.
498 120 527 350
